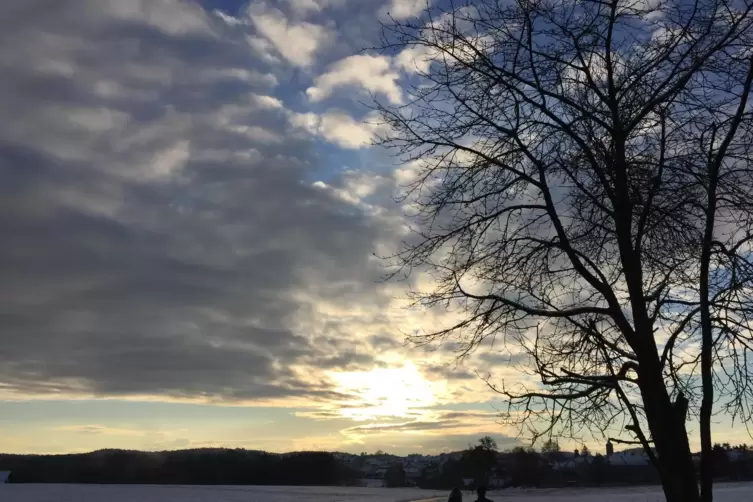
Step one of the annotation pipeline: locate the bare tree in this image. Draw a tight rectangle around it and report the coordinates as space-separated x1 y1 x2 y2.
375 0 753 501
479 435 499 452
685 55 753 501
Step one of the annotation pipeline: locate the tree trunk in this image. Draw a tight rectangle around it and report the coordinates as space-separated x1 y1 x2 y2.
696 56 753 502
640 362 700 502
699 226 715 502
654 423 701 502
699 122 721 502
610 153 700 501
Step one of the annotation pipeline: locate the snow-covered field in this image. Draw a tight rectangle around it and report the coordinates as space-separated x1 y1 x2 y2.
0 483 751 501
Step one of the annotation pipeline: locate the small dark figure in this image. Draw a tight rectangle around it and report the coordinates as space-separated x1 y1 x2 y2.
448 487 463 502
475 486 493 502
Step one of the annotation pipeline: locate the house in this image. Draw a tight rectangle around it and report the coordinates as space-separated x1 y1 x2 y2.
552 453 590 470
0 471 10 483
361 457 390 478
403 464 423 484
607 448 650 466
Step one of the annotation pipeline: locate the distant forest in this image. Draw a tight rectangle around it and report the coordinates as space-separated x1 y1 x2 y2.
0 449 360 485
412 441 753 490
2 443 753 487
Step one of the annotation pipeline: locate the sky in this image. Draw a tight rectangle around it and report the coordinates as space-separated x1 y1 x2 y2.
0 0 750 457
0 0 523 456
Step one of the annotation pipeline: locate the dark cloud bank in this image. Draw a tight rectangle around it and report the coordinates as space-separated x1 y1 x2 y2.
0 0 395 403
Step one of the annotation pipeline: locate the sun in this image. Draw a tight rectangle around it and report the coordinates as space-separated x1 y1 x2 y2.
331 362 439 421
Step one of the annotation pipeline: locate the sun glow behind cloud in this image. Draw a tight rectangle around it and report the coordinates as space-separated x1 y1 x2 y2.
330 363 443 421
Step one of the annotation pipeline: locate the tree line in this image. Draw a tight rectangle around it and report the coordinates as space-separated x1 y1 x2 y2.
0 449 360 485
4 441 753 488
413 438 753 490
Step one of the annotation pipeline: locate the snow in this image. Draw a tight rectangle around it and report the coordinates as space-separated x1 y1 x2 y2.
0 483 751 502
0 485 444 502
474 484 753 501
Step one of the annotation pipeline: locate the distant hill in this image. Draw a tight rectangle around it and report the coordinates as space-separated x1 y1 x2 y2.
0 448 361 485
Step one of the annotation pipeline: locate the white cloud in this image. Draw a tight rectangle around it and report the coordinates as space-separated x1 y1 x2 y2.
286 0 348 15
250 94 284 110
213 10 244 26
395 45 433 73
291 110 385 149
288 0 325 14
289 111 321 133
319 112 380 149
148 140 191 179
624 0 664 19
381 0 428 21
231 125 283 144
313 180 362 206
307 54 402 104
311 170 391 214
209 94 286 144
248 6 330 67
394 159 424 186
246 35 282 65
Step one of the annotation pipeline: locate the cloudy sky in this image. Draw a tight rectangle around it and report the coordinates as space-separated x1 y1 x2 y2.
0 0 748 456
0 0 523 455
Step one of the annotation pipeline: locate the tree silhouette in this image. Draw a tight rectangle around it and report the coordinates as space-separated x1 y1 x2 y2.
541 439 560 454
541 439 564 463
462 437 500 487
376 0 753 500
478 436 498 452
507 447 545 487
384 463 407 487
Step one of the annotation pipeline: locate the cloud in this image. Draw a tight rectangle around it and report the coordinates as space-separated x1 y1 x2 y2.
286 0 330 15
53 425 143 436
251 94 284 110
198 68 278 87
295 409 346 420
369 334 403 349
395 45 433 73
344 419 462 433
0 0 519 444
306 54 403 104
0 0 396 405
422 363 478 381
105 0 216 36
148 140 191 179
289 0 325 14
381 0 429 21
247 4 331 67
476 351 529 367
337 409 518 454
290 110 386 149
